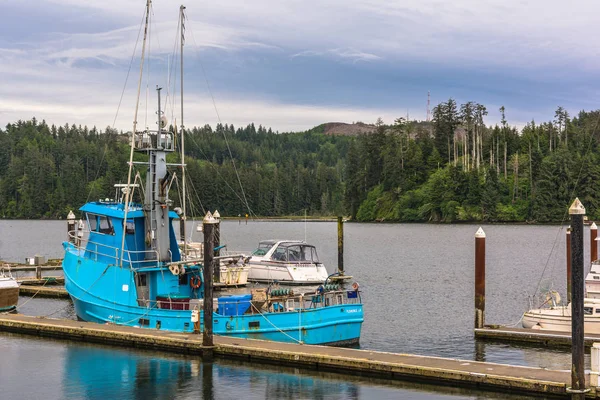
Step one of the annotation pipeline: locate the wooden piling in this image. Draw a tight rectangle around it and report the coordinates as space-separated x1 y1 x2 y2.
568 198 587 399
567 228 572 304
213 210 221 283
67 210 76 243
202 211 217 354
474 227 486 329
337 216 344 275
591 222 598 264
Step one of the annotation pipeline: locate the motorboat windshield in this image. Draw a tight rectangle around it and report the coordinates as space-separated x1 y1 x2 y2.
271 243 319 263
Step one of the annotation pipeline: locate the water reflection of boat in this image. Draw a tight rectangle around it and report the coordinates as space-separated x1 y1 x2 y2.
61 2 363 346
0 265 19 311
248 240 329 284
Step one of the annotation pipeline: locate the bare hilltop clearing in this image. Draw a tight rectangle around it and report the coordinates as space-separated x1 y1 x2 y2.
311 122 377 136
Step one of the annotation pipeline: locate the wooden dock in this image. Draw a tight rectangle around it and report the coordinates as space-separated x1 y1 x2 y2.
18 286 69 299
18 277 65 285
0 314 592 398
476 326 600 348
6 264 63 272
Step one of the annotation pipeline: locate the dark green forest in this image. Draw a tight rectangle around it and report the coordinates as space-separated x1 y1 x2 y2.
0 118 349 219
2 102 600 223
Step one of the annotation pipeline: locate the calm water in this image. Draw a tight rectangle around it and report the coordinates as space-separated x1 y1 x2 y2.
0 220 582 399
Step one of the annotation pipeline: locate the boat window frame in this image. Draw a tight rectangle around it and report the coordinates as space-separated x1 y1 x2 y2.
252 241 275 256
311 246 319 263
584 306 593 315
125 219 135 235
86 213 98 232
287 245 303 262
98 215 115 235
271 245 288 262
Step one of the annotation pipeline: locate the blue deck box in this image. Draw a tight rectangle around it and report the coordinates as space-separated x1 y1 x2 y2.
217 294 252 316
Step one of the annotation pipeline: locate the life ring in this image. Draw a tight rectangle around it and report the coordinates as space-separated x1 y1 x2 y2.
190 276 202 289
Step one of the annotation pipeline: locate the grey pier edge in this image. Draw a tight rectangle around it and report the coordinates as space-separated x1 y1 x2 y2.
0 314 588 398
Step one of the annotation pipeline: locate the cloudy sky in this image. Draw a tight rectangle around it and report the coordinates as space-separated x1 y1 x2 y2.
1 0 599 132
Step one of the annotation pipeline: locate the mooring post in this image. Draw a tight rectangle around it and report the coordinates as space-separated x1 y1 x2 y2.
213 210 221 283
67 210 76 243
567 227 572 304
474 227 486 329
568 198 588 399
202 211 217 355
591 222 598 264
337 216 344 275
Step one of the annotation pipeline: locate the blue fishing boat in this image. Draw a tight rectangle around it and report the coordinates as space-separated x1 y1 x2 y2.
62 1 363 346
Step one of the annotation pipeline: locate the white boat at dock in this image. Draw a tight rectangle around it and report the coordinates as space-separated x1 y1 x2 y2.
247 240 329 285
0 266 19 311
523 297 600 334
523 215 600 333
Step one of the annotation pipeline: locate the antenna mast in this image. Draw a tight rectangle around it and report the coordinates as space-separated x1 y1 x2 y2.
180 5 187 256
426 91 431 122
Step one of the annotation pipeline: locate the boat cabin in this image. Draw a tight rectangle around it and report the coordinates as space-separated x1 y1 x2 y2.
80 201 181 268
252 240 320 263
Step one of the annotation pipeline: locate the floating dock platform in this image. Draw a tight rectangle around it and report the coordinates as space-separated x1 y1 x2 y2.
0 314 592 398
476 325 600 348
18 277 65 285
18 286 69 299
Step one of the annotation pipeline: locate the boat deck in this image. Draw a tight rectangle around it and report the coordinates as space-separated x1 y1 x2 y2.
0 314 590 397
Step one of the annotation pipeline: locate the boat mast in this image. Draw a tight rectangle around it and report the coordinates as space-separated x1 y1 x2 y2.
180 5 187 258
120 0 151 267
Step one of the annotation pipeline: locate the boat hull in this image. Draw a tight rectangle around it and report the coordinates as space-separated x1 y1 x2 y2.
523 307 600 334
63 249 363 345
0 278 19 311
248 262 329 285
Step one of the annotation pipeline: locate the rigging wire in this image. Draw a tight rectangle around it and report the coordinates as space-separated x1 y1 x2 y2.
83 6 146 205
531 116 600 301
187 25 255 218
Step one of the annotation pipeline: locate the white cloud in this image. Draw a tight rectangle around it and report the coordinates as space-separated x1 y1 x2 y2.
2 0 600 132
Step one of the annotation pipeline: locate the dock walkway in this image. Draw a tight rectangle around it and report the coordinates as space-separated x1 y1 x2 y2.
0 314 589 397
18 286 69 298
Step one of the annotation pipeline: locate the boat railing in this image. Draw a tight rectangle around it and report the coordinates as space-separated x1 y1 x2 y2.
67 230 162 269
264 289 361 313
134 130 175 152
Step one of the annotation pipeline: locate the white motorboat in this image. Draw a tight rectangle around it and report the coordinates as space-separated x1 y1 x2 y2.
523 296 600 334
0 266 19 312
247 240 329 285
585 260 600 298
523 252 600 332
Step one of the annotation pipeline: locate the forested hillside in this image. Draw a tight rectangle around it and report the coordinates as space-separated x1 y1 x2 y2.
2 101 600 222
0 119 350 219
346 102 600 223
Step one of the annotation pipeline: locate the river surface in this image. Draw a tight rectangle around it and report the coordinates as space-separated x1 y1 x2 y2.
0 220 583 399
